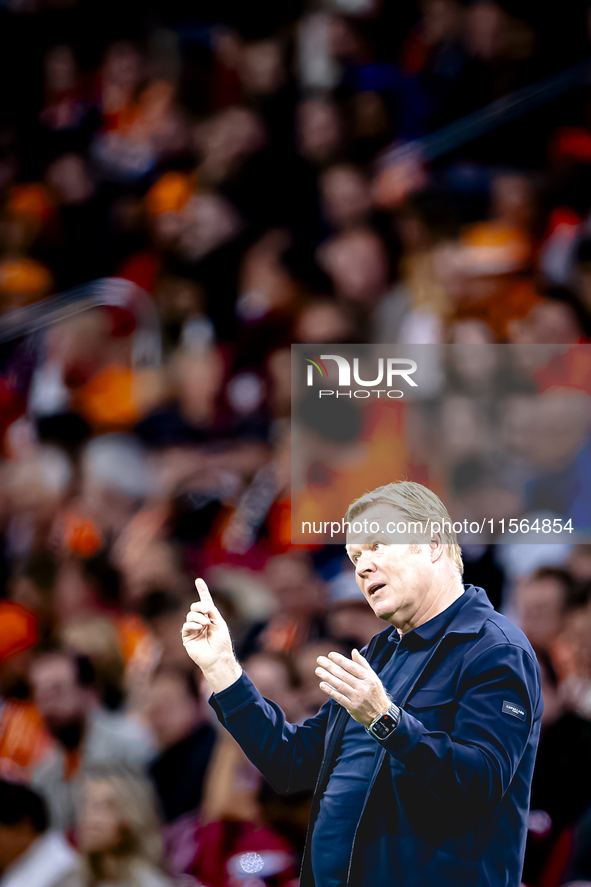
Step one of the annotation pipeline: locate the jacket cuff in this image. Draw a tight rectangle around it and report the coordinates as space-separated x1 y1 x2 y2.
208 671 260 725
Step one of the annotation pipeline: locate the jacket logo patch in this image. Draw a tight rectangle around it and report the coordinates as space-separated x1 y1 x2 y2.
502 700 526 720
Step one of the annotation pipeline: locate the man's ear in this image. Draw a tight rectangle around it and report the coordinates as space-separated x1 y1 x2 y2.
429 532 445 564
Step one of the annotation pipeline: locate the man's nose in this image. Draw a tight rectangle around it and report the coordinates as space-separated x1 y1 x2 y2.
355 552 375 576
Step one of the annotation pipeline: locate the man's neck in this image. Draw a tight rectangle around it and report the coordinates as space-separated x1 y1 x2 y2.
395 578 465 635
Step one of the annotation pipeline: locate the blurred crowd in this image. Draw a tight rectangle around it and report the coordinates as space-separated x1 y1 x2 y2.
2 0 591 885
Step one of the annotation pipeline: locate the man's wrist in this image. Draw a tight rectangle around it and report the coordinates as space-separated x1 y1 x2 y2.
202 657 243 694
366 702 401 741
364 696 392 727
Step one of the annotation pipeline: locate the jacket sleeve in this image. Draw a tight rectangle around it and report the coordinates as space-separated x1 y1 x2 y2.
380 643 542 816
208 671 331 794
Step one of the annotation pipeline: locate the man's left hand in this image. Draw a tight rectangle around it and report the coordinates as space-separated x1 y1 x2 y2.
316 649 391 727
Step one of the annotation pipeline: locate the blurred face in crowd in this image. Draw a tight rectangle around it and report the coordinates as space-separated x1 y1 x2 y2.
464 1 505 60
148 607 192 668
448 319 495 344
29 653 89 738
155 277 204 333
102 42 142 92
52 562 100 627
328 15 371 62
146 671 202 749
562 603 591 679
293 300 354 344
178 345 225 425
176 194 242 261
448 333 498 384
351 92 390 144
327 600 385 648
515 575 568 650
78 779 121 854
319 165 372 231
319 229 388 304
439 395 486 461
526 392 590 471
266 554 325 613
239 40 284 95
499 389 589 472
500 394 539 462
296 643 336 716
569 545 591 581
7 448 71 527
421 0 463 46
296 99 342 165
44 44 77 93
491 173 534 231
508 300 583 345
244 653 301 723
46 154 94 206
195 107 266 184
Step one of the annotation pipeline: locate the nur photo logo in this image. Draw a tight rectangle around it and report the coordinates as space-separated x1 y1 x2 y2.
304 353 418 398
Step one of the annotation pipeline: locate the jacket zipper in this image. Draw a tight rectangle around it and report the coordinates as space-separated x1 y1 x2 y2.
300 631 386 887
344 630 464 886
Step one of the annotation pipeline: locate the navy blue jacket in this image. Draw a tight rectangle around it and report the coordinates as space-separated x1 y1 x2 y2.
210 585 543 887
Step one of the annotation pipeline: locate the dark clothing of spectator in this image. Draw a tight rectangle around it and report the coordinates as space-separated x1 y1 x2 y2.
149 723 216 823
563 800 591 884
523 710 591 885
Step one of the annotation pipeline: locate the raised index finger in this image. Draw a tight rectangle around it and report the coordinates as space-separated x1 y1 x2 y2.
194 578 214 608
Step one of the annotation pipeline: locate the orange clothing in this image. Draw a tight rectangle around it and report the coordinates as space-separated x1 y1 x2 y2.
451 278 542 341
291 400 409 543
0 257 53 306
62 510 103 557
0 700 49 780
0 602 38 664
145 170 196 217
74 365 140 430
116 614 152 664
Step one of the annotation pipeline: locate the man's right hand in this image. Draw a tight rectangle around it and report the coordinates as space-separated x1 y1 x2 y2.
182 579 242 693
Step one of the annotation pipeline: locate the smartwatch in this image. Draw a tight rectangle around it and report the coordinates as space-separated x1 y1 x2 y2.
366 702 401 741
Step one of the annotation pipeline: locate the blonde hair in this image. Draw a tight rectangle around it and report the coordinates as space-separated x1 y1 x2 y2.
81 764 166 884
345 480 464 575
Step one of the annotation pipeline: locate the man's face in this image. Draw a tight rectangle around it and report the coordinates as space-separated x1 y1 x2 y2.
515 577 566 649
29 654 88 733
345 503 433 628
146 674 200 749
266 554 323 612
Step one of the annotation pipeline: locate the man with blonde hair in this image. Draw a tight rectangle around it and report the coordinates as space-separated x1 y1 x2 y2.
344 479 464 573
182 480 542 887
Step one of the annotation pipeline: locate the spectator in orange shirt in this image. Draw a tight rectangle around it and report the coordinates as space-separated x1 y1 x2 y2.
0 601 44 782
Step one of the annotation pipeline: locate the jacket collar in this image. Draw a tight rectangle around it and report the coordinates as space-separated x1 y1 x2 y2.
416 584 492 640
381 583 494 649
447 583 495 635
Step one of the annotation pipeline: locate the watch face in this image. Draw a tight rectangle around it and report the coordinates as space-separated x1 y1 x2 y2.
373 713 396 739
